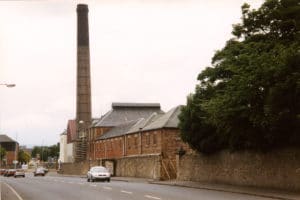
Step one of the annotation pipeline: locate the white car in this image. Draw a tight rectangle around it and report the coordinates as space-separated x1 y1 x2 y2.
33 168 45 176
14 169 25 178
87 166 110 182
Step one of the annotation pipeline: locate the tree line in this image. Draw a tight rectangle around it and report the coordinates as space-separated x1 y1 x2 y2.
179 0 300 154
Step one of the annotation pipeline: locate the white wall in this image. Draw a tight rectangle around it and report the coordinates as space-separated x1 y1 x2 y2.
59 134 67 163
66 142 74 163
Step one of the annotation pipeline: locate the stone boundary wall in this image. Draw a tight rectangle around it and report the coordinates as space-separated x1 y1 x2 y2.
59 155 162 180
115 154 161 180
59 161 98 175
177 148 300 191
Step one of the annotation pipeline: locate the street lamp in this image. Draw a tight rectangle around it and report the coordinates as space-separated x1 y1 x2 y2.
0 83 16 88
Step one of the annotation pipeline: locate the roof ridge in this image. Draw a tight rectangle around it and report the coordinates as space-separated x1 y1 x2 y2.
112 102 161 108
161 106 179 127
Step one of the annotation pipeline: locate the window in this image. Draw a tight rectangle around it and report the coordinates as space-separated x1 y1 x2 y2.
146 134 150 146
153 133 157 145
134 137 138 148
127 137 131 149
119 139 122 148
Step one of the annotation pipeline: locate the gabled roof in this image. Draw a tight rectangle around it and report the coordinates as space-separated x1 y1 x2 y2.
142 105 182 131
96 105 182 140
112 102 161 109
90 118 101 128
98 120 139 140
127 112 164 134
60 130 67 135
94 102 163 127
0 134 17 143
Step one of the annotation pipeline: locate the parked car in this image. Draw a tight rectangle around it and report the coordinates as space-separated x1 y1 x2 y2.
14 169 25 178
3 169 8 176
4 169 16 177
33 167 45 176
87 166 110 182
0 169 6 175
40 167 49 174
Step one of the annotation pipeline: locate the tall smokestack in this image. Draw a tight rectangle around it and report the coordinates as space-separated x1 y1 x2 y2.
76 4 92 131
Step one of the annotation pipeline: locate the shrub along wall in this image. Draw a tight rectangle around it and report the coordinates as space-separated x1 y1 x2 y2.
177 148 300 191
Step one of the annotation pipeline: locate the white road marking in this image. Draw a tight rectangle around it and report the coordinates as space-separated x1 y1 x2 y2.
90 184 97 187
103 186 112 190
121 190 132 194
145 195 161 200
2 182 24 200
77 183 84 185
68 182 75 184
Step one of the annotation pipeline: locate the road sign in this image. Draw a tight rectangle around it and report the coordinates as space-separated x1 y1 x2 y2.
13 160 18 164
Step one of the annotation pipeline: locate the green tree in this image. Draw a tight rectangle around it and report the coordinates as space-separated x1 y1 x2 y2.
18 150 31 164
48 143 59 158
0 146 6 163
179 0 300 153
31 144 60 162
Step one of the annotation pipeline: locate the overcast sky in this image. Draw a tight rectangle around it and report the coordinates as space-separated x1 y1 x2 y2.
0 0 263 147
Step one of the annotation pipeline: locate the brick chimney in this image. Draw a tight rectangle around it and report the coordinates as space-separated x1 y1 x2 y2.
76 4 92 131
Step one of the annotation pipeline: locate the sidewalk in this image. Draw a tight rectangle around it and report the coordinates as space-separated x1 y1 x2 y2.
148 180 300 200
47 172 300 200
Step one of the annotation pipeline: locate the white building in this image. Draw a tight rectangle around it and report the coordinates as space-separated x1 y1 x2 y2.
59 130 67 163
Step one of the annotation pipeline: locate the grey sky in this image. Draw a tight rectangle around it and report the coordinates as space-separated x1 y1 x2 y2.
0 0 263 147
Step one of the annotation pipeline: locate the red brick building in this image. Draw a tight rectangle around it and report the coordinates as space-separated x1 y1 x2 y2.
0 134 19 166
87 103 163 160
91 105 192 179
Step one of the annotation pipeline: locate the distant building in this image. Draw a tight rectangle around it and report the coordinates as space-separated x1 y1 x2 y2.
58 120 77 163
59 130 67 163
0 134 19 166
66 120 76 163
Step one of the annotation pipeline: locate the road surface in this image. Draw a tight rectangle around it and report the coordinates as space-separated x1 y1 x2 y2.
1 173 276 200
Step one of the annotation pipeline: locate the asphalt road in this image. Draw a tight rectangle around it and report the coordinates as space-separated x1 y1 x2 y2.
1 173 276 200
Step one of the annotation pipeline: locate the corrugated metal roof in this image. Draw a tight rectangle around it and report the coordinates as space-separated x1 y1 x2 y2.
127 112 164 134
94 102 163 127
89 118 101 127
95 106 182 140
0 134 17 143
142 105 182 131
98 120 139 140
112 102 161 109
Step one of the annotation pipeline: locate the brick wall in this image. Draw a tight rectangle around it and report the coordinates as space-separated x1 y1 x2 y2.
92 128 191 165
161 128 192 159
95 137 124 159
141 130 162 155
177 148 300 191
125 133 140 156
6 151 17 165
88 127 111 160
104 137 123 159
